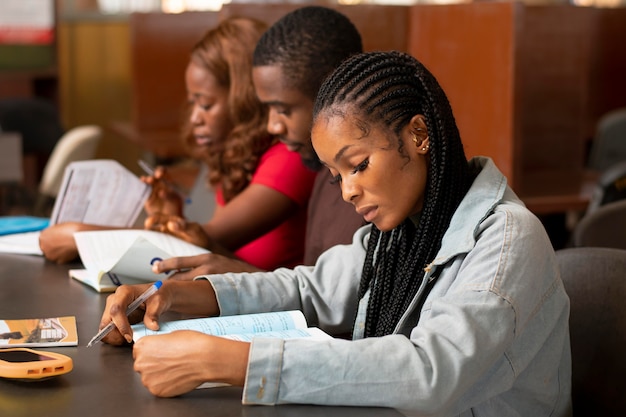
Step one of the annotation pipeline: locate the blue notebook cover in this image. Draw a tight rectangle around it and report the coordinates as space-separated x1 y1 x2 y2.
0 216 50 236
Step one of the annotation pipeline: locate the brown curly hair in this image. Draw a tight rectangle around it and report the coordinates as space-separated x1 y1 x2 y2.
182 17 275 202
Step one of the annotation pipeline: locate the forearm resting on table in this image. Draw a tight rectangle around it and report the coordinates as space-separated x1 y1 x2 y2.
39 223 122 263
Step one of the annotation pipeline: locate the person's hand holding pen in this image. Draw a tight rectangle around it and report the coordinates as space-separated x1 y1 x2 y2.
96 280 219 346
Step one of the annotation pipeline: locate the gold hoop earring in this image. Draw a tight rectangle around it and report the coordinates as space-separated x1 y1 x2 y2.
412 132 419 146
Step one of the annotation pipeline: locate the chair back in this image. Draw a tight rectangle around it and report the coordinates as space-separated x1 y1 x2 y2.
38 125 102 198
587 107 626 172
586 160 626 215
556 247 626 416
573 199 626 249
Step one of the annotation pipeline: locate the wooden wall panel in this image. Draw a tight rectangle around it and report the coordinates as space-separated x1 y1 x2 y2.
407 2 519 188
130 11 219 131
585 7 626 143
220 3 409 53
516 5 593 196
57 4 626 208
58 19 140 170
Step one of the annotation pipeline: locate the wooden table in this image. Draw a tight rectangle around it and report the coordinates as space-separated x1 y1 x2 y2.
0 253 410 417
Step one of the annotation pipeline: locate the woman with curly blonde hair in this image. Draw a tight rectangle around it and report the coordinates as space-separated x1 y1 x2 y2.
40 17 317 271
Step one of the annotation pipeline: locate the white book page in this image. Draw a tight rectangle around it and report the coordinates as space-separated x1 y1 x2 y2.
132 310 309 342
68 268 117 292
74 229 208 279
69 268 150 293
195 326 330 390
0 231 43 255
50 159 150 227
220 327 331 342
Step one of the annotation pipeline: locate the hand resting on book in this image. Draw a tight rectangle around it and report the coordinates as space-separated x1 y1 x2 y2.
133 330 249 396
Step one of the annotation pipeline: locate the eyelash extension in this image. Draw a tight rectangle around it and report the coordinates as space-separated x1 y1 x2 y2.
329 159 369 185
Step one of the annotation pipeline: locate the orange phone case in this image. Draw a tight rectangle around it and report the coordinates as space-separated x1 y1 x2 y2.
0 347 73 379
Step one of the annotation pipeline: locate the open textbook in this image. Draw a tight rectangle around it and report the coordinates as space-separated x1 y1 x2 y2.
131 310 331 342
0 316 78 347
69 229 209 292
131 310 330 389
0 216 50 255
0 231 44 255
0 159 150 256
50 159 150 227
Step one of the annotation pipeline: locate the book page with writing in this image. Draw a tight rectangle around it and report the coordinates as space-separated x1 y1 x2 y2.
131 310 310 342
220 327 331 342
49 159 150 227
131 311 332 390
132 310 332 389
72 230 209 288
196 327 331 390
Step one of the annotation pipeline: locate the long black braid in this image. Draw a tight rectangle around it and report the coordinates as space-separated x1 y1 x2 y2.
313 51 473 337
253 6 363 100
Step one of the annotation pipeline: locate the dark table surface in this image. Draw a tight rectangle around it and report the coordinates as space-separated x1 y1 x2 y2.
0 253 410 417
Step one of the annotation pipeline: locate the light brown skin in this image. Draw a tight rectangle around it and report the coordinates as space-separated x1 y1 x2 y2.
39 63 298 265
100 279 249 397
252 65 319 170
98 111 432 398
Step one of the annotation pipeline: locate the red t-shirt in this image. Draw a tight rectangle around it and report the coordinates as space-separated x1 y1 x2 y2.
215 142 317 270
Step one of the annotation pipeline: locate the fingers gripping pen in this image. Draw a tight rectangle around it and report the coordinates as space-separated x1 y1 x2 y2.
87 281 163 347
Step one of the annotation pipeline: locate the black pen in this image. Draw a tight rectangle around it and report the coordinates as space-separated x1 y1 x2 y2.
137 160 191 204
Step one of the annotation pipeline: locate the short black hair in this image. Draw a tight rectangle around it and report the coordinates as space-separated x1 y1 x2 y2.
253 6 363 100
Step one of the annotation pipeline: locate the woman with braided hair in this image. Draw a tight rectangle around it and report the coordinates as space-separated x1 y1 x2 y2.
97 51 571 416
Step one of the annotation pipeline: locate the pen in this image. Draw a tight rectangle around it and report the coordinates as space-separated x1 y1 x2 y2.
137 160 192 204
86 280 163 347
137 159 156 176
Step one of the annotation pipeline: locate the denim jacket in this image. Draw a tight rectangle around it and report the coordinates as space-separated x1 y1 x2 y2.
204 157 572 416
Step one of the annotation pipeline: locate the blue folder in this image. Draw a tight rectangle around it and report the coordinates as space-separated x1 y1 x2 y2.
0 216 50 236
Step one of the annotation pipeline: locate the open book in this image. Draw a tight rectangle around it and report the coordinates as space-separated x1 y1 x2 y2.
132 310 330 342
0 316 78 348
0 216 50 256
0 231 45 256
0 160 150 256
131 310 332 389
131 310 330 389
50 159 150 227
69 229 209 292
